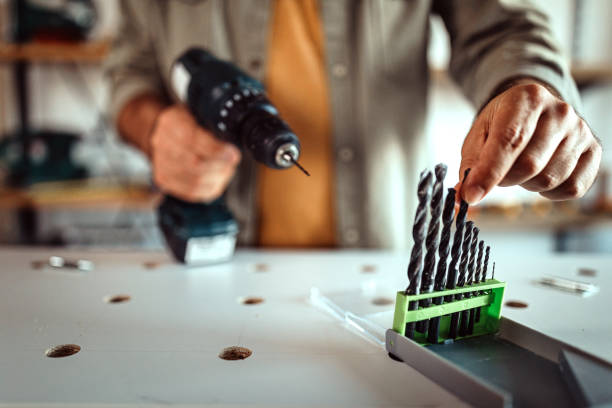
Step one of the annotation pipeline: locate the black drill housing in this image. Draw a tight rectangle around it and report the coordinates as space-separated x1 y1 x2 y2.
176 48 300 168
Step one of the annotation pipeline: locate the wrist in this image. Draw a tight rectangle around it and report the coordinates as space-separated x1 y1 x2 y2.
491 76 562 101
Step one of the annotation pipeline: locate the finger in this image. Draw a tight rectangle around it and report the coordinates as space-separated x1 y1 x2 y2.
520 138 580 192
521 121 592 192
540 145 601 200
191 127 241 163
462 93 544 203
499 109 567 187
458 114 487 181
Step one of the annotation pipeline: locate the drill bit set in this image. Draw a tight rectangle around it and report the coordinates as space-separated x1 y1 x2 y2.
392 164 506 345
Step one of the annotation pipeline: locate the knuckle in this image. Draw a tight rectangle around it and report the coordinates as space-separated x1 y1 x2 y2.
499 125 527 151
536 173 559 191
565 181 585 198
554 101 572 118
522 83 547 106
517 154 542 176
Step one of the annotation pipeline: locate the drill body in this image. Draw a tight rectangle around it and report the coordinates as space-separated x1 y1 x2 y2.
158 48 303 264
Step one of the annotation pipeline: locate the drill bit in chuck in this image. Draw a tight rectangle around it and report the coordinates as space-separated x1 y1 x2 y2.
282 152 310 176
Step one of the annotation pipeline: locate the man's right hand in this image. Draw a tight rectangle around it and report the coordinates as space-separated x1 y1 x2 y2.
150 105 241 202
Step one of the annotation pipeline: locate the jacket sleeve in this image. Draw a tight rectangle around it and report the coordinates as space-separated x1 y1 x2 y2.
433 0 581 111
104 0 166 125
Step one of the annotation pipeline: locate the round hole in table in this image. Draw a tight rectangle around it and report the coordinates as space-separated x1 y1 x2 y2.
104 294 131 304
371 297 394 306
219 346 252 360
505 300 528 309
45 344 81 358
361 264 377 273
238 296 264 305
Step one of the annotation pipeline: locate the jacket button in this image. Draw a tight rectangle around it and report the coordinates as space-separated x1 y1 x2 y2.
332 63 348 78
344 228 359 244
338 147 354 162
249 58 262 71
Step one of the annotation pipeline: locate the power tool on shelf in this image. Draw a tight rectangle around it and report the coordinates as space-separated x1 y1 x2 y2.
158 48 309 264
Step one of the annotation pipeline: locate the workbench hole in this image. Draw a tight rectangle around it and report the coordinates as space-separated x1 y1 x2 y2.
104 294 131 304
239 296 264 305
505 300 528 309
143 261 160 269
45 344 81 358
31 260 46 270
219 346 252 360
361 264 377 273
578 268 597 277
371 297 394 306
254 263 269 272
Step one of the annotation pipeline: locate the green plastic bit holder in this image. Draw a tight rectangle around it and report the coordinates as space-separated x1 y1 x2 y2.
392 279 506 345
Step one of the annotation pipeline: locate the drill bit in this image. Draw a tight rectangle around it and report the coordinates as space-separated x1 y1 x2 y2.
427 187 456 343
416 164 447 333
461 226 479 336
473 240 485 324
483 246 490 281
282 152 310 176
404 170 434 339
449 220 473 339
445 169 471 300
475 241 484 285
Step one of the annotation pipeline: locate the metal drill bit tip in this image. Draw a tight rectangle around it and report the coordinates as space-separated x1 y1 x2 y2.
282 153 310 176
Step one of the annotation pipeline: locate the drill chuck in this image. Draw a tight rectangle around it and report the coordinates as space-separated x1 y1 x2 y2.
171 47 302 170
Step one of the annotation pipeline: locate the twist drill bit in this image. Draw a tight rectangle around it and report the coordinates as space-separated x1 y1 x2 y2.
427 188 456 344
475 241 485 285
404 170 434 339
445 202 468 297
416 164 447 333
474 240 485 324
461 227 479 336
483 246 491 281
445 169 471 300
449 221 473 339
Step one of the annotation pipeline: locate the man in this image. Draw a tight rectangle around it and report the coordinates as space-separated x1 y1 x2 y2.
106 0 601 250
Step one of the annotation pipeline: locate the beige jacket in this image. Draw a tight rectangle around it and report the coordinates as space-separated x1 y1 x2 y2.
106 0 580 249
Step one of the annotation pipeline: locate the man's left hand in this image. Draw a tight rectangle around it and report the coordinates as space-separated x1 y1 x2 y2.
458 80 602 204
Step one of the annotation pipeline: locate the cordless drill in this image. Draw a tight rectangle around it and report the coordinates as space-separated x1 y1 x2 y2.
158 48 308 264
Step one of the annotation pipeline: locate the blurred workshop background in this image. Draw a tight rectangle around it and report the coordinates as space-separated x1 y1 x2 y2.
0 0 611 254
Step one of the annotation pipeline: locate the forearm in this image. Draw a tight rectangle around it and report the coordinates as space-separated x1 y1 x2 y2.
116 93 167 158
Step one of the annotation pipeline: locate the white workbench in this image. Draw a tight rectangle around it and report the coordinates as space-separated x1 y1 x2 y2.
0 247 610 407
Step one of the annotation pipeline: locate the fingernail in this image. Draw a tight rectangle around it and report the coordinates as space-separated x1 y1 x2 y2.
465 185 485 204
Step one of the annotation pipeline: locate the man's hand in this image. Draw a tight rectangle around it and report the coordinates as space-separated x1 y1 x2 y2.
458 81 601 204
151 105 241 202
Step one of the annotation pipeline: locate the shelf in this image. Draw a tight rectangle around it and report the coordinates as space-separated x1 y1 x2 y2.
0 40 110 64
571 64 612 87
0 179 158 210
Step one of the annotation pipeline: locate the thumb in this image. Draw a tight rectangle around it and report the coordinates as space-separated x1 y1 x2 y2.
458 115 488 203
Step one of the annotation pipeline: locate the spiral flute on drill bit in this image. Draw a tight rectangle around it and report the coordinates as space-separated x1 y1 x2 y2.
473 240 485 324
449 221 473 339
426 187 456 343
460 227 479 336
404 170 433 339
416 164 447 333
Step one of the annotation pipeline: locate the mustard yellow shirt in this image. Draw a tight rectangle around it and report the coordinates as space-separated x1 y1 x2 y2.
257 0 336 247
